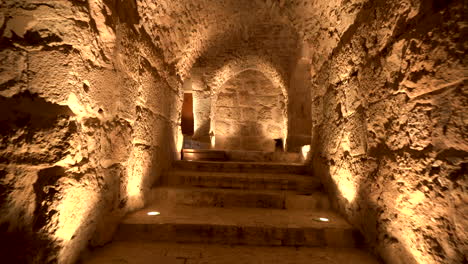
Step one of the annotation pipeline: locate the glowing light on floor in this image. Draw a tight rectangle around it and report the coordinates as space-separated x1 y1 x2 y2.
147 211 161 216
318 217 329 222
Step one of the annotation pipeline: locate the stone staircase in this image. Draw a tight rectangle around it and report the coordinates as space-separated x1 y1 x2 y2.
83 158 380 264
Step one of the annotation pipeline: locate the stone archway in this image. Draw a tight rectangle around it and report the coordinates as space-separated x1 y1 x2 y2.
212 69 286 151
204 55 289 149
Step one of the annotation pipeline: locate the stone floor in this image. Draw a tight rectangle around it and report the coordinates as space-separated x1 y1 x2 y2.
119 205 345 228
81 241 381 264
81 158 382 264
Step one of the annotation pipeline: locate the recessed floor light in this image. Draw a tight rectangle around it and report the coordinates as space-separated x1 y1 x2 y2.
318 217 329 222
147 211 160 216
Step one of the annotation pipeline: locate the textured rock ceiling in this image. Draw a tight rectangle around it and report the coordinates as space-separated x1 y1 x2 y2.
138 0 290 79
136 0 366 80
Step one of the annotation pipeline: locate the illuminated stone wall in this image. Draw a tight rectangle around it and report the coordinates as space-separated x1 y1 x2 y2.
213 70 286 151
310 1 467 264
0 1 182 263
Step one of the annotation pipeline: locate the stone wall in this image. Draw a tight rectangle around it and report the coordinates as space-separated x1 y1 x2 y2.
214 70 286 151
190 68 212 141
0 1 182 263
287 52 312 151
310 1 467 263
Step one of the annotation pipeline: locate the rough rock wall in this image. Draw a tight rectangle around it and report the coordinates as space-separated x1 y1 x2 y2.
214 70 285 151
0 1 182 263
279 0 368 77
310 1 467 263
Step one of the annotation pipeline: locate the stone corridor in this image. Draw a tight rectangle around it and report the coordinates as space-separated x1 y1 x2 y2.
0 0 466 263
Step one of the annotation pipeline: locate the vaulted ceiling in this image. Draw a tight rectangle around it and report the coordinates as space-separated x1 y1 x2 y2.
135 0 366 81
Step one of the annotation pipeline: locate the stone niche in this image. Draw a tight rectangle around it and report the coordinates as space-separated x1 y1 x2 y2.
213 70 285 151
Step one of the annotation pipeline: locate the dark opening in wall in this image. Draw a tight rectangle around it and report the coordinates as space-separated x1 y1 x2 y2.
181 92 194 135
274 138 284 152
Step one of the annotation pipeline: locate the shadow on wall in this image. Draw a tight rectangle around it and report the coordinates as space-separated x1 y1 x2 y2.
149 122 179 187
0 167 59 264
0 226 58 264
0 91 74 130
0 92 77 263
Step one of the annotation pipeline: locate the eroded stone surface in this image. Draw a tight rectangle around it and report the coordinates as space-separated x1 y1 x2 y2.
310 1 467 264
0 1 182 264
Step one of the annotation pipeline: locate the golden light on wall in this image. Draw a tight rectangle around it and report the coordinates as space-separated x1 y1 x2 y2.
55 185 99 242
210 134 216 149
126 148 149 209
301 145 311 160
67 93 88 119
333 165 357 203
387 223 429 264
176 126 184 158
282 127 288 152
388 190 436 264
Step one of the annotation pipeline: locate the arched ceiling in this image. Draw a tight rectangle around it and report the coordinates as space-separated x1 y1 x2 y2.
136 0 367 82
135 0 257 77
193 21 298 96
200 54 289 102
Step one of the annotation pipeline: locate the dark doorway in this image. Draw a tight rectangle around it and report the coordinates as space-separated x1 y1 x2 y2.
181 92 194 135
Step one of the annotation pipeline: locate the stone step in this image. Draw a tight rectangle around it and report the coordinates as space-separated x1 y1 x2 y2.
181 149 303 163
83 241 380 264
150 187 330 210
114 206 362 247
173 160 308 174
167 170 321 192
225 150 303 163
182 149 227 161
